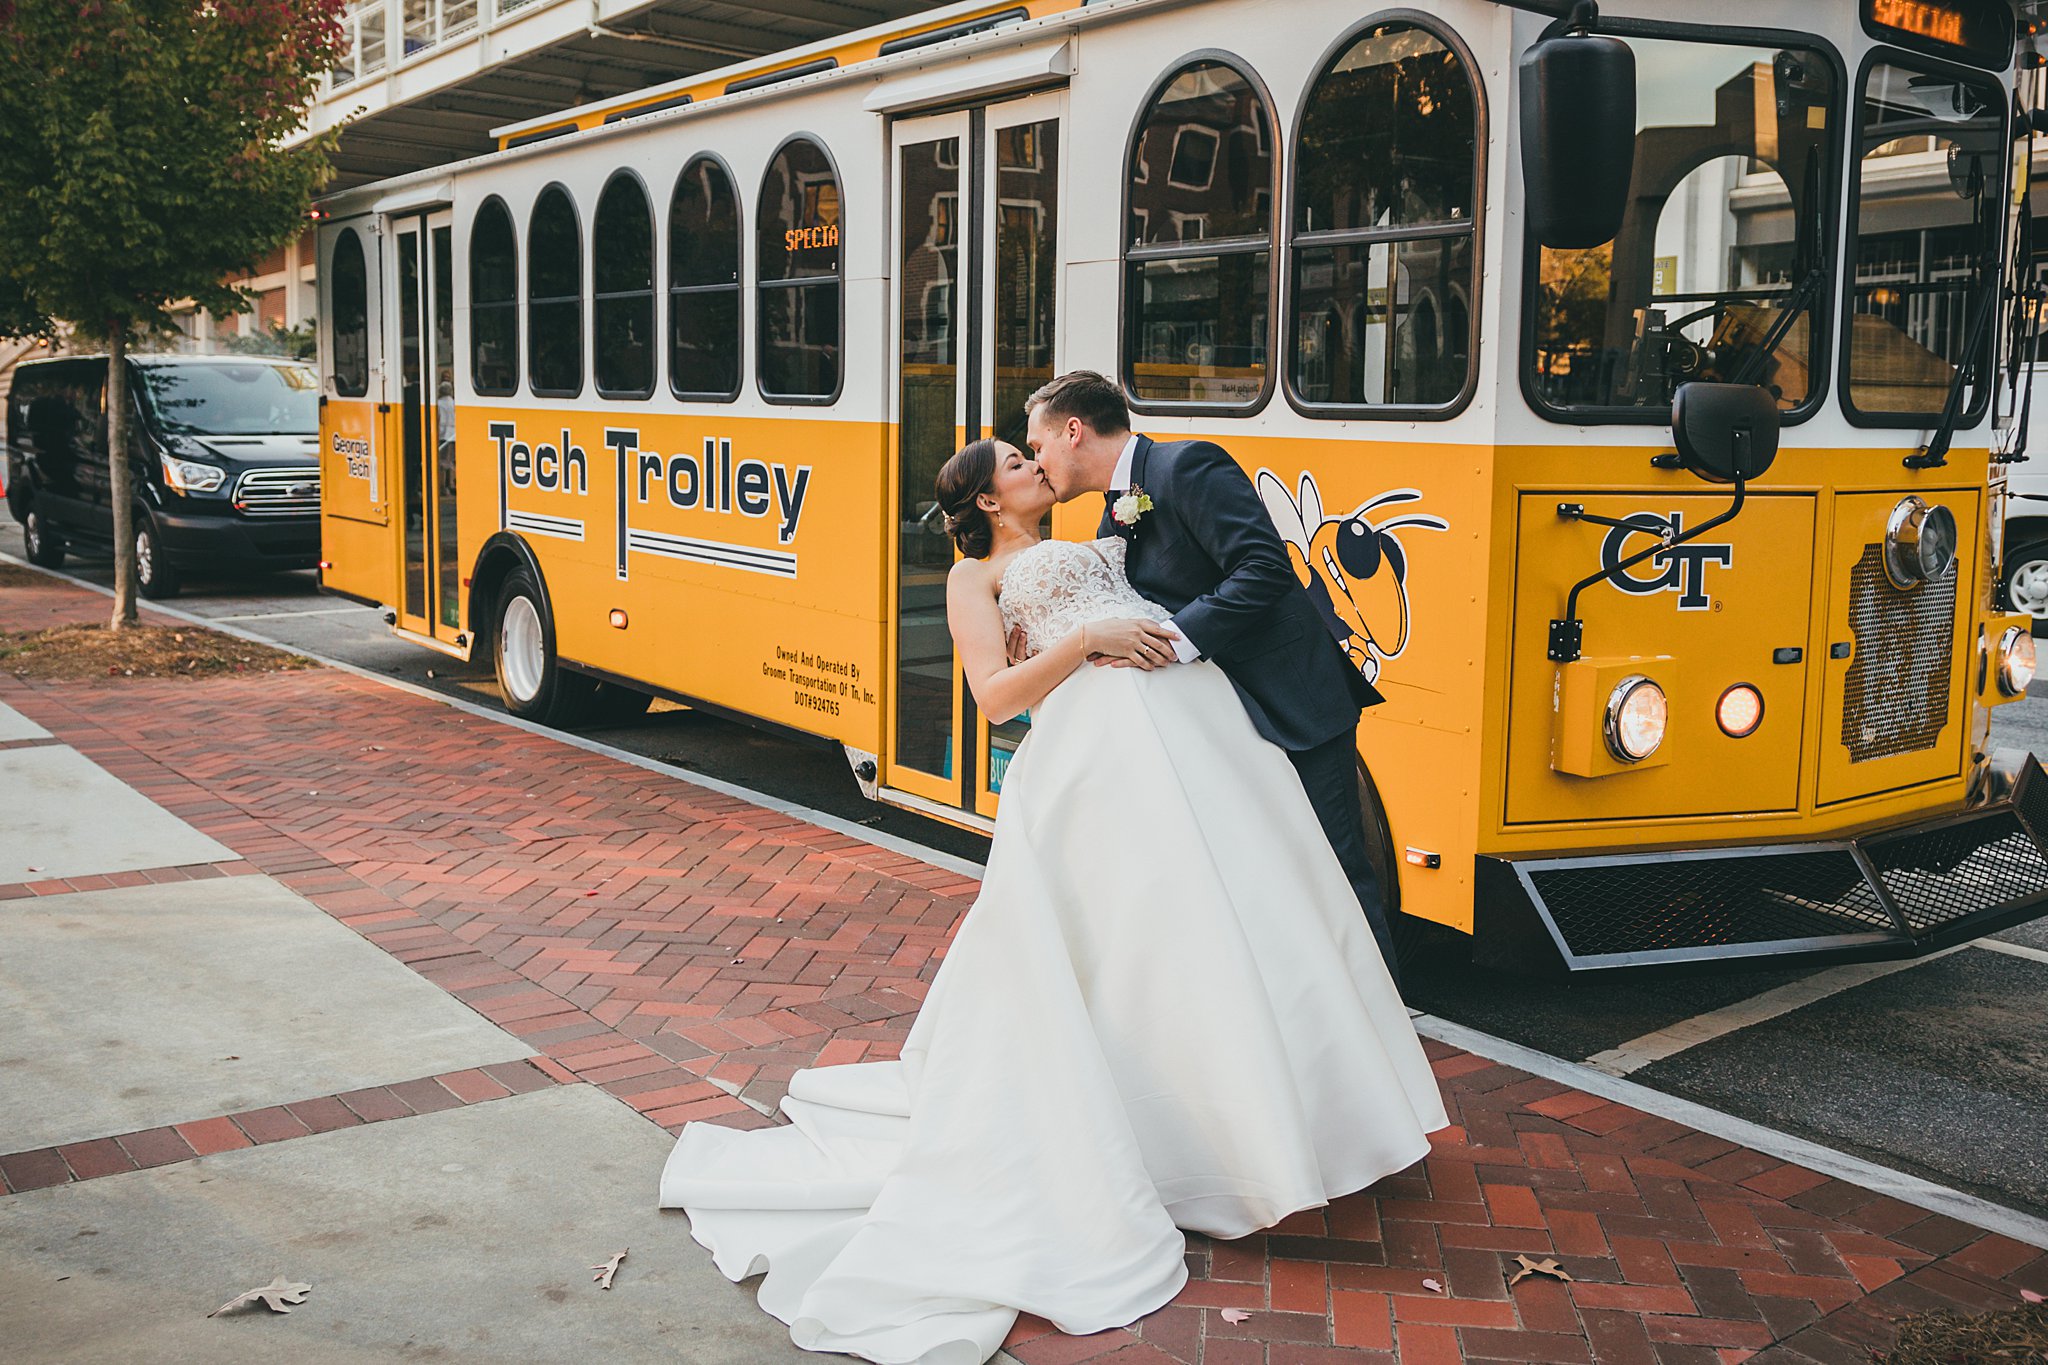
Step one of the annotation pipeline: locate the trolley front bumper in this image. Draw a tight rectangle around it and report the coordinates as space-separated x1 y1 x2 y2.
1475 755 2048 973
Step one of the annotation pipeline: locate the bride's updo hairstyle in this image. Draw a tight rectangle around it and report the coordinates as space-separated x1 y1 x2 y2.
934 438 1001 559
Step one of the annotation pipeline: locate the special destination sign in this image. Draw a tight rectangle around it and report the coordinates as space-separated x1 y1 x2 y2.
1863 0 2016 69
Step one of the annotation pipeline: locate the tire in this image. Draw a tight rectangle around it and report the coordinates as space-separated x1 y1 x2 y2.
22 501 65 569
2002 539 2048 625
491 565 594 726
588 681 655 726
1356 760 1467 977
135 513 181 599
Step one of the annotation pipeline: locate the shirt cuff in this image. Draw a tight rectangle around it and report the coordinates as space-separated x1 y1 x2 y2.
1166 619 1202 664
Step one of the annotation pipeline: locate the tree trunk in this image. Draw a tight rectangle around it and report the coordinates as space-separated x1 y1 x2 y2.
107 329 138 630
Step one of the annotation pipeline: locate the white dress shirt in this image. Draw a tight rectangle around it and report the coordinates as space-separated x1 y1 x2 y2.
1108 433 1201 663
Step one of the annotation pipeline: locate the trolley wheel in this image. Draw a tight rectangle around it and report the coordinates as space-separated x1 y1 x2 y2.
588 681 655 726
1356 759 1467 978
22 499 65 569
135 512 181 600
2001 539 2048 625
492 565 595 726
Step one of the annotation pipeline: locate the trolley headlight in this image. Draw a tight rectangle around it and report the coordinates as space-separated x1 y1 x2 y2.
1716 683 1764 738
1998 626 2037 696
1884 496 1958 590
1604 675 1668 762
160 453 226 494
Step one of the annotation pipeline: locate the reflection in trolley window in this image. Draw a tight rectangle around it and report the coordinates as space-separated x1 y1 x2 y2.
1845 58 2004 425
527 185 584 398
669 155 743 402
1527 37 1839 420
330 228 370 398
1124 58 1275 412
469 199 519 397
757 137 842 403
1289 20 1480 416
594 171 657 400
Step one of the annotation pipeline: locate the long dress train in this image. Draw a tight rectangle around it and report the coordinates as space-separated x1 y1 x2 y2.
660 536 1449 1364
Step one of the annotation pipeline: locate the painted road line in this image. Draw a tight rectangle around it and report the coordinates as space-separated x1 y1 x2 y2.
1979 936 2048 966
0 552 989 883
1581 949 1971 1077
1416 1012 2048 1251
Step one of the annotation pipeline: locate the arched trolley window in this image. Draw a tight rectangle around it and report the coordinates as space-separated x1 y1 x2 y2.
757 137 842 403
1289 19 1481 416
330 228 369 398
670 155 742 402
594 172 656 399
469 198 518 397
527 185 584 398
1124 57 1278 412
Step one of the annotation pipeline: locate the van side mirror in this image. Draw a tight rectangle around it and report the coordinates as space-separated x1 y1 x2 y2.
1519 26 1635 249
1670 381 1779 484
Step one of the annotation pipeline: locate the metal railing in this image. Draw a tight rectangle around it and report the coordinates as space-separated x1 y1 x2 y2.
328 0 507 90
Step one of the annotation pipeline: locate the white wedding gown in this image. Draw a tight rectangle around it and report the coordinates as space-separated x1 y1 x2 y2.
659 536 1448 1364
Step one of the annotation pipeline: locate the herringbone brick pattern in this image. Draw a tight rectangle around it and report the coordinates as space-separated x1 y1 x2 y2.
0 574 2042 1363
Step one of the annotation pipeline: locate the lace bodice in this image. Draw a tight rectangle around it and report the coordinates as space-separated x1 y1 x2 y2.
998 537 1172 658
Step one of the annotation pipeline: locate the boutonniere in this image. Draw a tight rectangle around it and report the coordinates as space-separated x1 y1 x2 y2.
1110 485 1155 540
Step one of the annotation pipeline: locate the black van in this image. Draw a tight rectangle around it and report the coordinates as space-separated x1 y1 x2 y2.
5 354 321 598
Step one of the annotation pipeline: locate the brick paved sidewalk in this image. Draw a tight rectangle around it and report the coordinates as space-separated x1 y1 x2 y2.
2 569 2044 1365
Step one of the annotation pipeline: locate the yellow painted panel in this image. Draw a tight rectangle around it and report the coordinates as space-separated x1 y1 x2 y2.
1815 489 1979 806
318 398 397 605
1506 491 1816 825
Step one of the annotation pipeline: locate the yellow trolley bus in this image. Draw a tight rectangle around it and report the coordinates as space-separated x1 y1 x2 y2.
315 0 2048 971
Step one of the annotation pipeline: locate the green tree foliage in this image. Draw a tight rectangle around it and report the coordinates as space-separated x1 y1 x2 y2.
0 0 346 625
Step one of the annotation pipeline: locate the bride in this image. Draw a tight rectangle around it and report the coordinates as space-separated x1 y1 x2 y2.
659 438 1448 1364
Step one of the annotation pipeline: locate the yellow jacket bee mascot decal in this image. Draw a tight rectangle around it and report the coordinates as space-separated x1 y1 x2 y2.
1257 471 1447 685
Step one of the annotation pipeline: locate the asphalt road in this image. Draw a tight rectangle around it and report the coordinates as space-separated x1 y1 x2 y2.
7 530 2047 1227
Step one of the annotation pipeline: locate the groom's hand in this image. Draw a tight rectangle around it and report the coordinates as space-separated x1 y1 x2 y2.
1087 618 1183 670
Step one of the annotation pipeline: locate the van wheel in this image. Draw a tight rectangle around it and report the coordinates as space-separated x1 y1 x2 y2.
2002 540 2048 623
135 514 181 599
492 565 594 726
22 503 65 569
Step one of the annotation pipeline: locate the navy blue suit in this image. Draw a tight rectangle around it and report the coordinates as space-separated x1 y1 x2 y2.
1098 436 1400 983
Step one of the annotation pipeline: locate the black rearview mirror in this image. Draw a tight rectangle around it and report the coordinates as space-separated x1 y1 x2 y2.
1520 30 1635 249
1672 382 1779 484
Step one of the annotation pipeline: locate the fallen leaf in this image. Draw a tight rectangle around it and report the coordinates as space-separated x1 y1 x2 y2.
1508 1255 1574 1286
2023 1289 2045 1304
208 1276 312 1316
591 1249 627 1290
1421 1277 1444 1294
1218 1309 1251 1324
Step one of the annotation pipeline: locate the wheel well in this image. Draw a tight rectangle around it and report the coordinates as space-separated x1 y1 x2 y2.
466 533 545 648
2004 517 2048 558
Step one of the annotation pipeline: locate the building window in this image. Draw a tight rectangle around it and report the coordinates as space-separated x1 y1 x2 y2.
527 185 583 397
757 137 841 403
669 155 742 402
1125 58 1275 410
469 198 518 396
1290 21 1480 414
331 228 369 397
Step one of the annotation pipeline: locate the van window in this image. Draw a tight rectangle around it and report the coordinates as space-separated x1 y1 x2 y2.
12 365 104 463
331 228 370 397
669 155 742 401
470 199 519 397
136 363 319 436
757 137 841 402
593 171 656 398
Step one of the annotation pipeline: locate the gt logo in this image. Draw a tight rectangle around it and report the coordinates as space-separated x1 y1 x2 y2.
1600 511 1732 610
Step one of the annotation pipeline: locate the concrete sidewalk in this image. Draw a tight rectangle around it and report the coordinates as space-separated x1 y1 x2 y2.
1 564 2044 1365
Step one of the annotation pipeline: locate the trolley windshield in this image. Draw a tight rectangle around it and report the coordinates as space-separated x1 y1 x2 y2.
1527 35 1839 419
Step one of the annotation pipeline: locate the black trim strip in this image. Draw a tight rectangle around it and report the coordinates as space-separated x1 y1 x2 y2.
726 57 836 96
604 93 693 125
878 8 1028 56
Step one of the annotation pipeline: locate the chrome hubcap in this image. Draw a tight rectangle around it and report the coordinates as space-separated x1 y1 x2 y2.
499 594 545 704
24 512 40 552
136 529 153 583
2011 557 2048 618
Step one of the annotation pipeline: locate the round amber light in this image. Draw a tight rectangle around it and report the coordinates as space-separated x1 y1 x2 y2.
1716 683 1764 738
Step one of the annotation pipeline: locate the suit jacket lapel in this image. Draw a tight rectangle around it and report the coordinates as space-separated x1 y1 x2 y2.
1132 435 1155 493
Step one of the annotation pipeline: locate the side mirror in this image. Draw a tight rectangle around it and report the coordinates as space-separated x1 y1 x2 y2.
1519 30 1635 249
1671 381 1779 483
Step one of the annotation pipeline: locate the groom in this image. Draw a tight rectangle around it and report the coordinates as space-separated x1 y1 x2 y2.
1023 371 1401 989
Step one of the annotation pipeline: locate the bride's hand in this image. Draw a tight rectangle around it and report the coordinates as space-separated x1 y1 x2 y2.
1080 618 1181 671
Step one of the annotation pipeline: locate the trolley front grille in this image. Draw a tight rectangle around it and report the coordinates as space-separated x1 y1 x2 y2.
234 467 321 518
1476 756 2048 972
1839 544 1955 763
